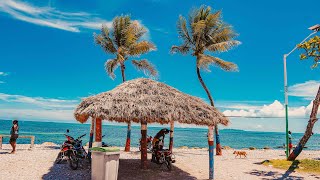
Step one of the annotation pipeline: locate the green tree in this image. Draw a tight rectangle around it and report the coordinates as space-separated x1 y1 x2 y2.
288 36 320 160
171 5 240 155
94 15 157 152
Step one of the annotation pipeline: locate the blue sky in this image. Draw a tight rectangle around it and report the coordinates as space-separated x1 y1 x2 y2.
0 0 319 132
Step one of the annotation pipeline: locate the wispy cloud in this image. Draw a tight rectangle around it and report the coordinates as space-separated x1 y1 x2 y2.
0 72 8 76
288 80 319 100
0 93 78 109
0 93 79 121
0 0 112 32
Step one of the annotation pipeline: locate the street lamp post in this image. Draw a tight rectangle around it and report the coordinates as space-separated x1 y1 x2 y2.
283 24 320 159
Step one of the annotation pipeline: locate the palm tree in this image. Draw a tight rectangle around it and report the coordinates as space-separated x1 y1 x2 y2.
171 5 240 155
288 36 320 160
94 15 157 152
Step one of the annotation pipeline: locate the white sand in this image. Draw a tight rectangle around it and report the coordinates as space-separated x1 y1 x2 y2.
0 144 319 180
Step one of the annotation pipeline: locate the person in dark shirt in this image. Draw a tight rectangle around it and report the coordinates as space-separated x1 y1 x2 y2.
152 128 170 149
9 120 19 154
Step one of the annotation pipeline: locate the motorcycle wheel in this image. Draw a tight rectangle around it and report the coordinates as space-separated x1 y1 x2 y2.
55 152 63 164
166 159 172 171
68 153 79 170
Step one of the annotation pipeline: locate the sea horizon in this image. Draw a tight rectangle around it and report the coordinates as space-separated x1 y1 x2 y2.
1 119 319 150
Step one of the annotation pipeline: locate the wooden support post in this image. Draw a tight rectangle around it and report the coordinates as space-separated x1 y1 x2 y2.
88 117 95 159
95 117 102 143
141 121 148 169
0 136 2 150
125 122 131 152
30 136 35 149
169 121 174 152
208 126 214 180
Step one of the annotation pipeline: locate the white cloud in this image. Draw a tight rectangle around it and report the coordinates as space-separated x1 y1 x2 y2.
222 100 314 118
0 0 112 32
288 80 319 100
0 108 74 121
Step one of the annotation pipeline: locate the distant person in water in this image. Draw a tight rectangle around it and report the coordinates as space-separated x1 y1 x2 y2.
66 129 70 134
288 131 293 154
9 120 19 154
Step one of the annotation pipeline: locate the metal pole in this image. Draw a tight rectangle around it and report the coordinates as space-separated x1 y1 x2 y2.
208 126 214 179
283 54 289 159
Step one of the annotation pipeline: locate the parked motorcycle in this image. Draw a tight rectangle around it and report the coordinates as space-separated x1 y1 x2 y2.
55 133 87 170
139 135 153 151
151 139 175 171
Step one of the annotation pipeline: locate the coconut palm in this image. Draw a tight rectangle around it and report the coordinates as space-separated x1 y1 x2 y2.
288 36 320 160
94 15 157 152
171 5 240 155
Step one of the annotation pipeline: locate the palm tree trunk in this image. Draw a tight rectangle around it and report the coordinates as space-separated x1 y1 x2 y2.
121 64 131 152
196 66 222 155
288 85 320 160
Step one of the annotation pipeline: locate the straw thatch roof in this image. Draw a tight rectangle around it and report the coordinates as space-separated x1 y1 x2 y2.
74 78 229 126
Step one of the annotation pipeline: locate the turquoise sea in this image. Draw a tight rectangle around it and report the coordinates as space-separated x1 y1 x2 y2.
1 119 320 150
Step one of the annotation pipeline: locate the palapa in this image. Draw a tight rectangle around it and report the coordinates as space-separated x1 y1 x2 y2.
74 78 229 126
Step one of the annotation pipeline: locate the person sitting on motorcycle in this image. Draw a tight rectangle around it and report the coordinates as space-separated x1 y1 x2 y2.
152 128 171 162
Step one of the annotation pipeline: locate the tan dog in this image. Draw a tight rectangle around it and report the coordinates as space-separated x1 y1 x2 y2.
233 151 247 158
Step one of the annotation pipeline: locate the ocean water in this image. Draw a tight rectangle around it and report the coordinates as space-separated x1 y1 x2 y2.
1 120 320 150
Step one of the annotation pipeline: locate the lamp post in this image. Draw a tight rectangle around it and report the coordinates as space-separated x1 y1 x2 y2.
283 24 320 158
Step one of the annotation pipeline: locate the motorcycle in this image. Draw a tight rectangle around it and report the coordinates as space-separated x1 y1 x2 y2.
151 139 175 171
55 133 87 170
139 135 153 152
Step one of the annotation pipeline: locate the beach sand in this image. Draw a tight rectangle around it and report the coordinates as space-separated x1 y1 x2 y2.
0 144 319 180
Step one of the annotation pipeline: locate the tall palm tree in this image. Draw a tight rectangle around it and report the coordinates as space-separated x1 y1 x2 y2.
171 6 240 155
94 15 157 152
288 36 320 160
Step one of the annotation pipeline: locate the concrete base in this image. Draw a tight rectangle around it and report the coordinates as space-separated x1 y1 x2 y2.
92 151 120 180
93 142 102 147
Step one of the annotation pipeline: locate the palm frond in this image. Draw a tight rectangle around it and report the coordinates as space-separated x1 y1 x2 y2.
94 25 117 54
170 44 191 54
207 40 241 52
192 20 206 35
197 54 238 72
129 41 156 56
112 15 131 47
131 59 158 78
105 59 119 79
177 15 193 45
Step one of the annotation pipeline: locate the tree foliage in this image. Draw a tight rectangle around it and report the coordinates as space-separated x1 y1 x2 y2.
94 15 157 79
298 36 320 68
171 5 240 72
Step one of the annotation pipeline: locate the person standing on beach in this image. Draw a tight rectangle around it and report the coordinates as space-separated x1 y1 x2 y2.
288 131 293 154
9 120 19 154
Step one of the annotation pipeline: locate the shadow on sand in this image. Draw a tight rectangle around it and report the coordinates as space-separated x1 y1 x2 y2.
247 161 304 180
42 158 196 180
118 158 196 180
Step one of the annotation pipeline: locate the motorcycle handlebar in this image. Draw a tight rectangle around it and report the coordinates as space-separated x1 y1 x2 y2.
77 134 86 140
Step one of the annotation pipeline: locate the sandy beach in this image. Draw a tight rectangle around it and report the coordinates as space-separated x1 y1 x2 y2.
0 144 319 180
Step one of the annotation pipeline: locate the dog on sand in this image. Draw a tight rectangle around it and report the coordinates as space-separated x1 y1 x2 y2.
233 151 247 158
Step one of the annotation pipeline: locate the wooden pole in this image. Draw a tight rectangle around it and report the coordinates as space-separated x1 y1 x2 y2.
169 121 174 152
95 117 102 143
140 120 148 169
87 117 95 159
124 122 131 152
208 126 214 180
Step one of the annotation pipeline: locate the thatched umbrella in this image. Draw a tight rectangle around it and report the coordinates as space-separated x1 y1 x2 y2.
74 78 229 172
